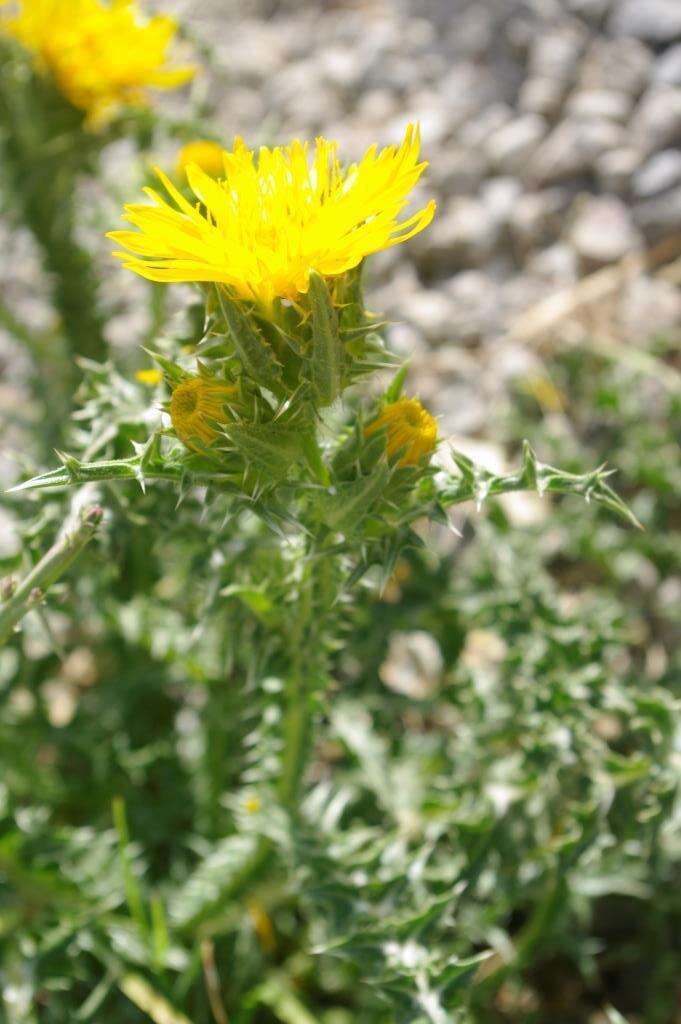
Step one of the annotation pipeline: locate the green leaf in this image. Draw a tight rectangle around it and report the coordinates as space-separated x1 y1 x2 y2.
385 363 410 403
319 464 391 533
225 423 301 479
300 431 331 486
220 583 274 617
438 952 493 999
166 834 262 930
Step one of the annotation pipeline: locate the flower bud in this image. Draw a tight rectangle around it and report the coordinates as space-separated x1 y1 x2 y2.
169 377 236 451
176 140 224 181
365 398 437 467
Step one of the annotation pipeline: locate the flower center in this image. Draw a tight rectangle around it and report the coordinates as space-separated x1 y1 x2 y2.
173 388 198 416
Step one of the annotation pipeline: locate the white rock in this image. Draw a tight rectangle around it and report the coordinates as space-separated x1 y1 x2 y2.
528 25 588 82
380 631 443 700
398 289 456 346
459 102 513 150
565 89 632 123
630 86 681 153
518 77 567 118
579 37 652 96
653 43 681 85
444 271 503 346
509 189 568 251
430 147 488 195
526 243 579 284
530 118 624 185
460 628 508 672
619 276 681 338
566 0 613 23
568 195 643 266
319 46 364 91
634 184 681 237
633 149 681 197
595 147 644 192
481 177 524 228
423 196 499 270
610 0 681 44
485 114 547 173
355 89 396 123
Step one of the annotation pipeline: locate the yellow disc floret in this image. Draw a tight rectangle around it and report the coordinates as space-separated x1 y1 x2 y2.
109 124 436 309
2 0 194 125
169 377 236 451
365 398 438 467
176 140 224 181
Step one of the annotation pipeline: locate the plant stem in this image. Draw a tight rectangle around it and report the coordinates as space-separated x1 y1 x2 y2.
0 48 108 368
278 553 315 809
0 500 103 645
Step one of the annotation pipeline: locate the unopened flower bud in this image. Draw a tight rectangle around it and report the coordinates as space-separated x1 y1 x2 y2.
169 377 237 451
365 398 437 467
176 140 224 181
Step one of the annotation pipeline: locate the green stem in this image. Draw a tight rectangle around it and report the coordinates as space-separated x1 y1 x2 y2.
12 441 641 531
0 47 108 367
278 555 315 809
0 500 103 645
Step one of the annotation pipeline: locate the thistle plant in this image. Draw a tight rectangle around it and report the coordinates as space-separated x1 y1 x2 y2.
2 111 650 1020
13 119 637 847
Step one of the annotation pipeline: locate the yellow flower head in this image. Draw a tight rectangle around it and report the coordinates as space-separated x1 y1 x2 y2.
365 398 438 467
2 0 195 124
169 377 236 451
176 139 224 181
108 124 436 309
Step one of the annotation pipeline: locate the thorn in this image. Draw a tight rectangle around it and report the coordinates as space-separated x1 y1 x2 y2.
474 480 490 510
521 440 538 488
54 450 81 481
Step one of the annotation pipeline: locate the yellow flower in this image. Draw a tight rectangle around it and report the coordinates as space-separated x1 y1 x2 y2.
108 124 436 309
365 398 438 467
169 377 236 451
176 139 224 181
2 0 194 125
135 367 163 386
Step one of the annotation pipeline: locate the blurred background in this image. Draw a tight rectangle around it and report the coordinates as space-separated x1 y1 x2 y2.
0 1 680 1022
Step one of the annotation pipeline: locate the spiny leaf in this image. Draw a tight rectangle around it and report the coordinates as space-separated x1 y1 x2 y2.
385 362 410 404
321 463 391 533
215 287 282 389
225 423 301 479
166 834 262 930
308 270 342 407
